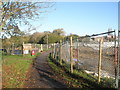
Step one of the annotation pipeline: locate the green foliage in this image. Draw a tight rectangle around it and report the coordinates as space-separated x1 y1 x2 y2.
2 38 12 49
2 28 66 49
12 29 66 44
65 34 79 41
40 33 64 44
52 28 65 36
2 35 30 49
29 32 45 43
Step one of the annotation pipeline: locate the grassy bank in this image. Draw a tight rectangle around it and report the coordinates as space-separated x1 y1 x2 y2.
2 53 40 88
48 55 115 89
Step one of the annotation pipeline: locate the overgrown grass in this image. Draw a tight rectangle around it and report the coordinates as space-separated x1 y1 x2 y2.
2 53 40 88
48 55 115 89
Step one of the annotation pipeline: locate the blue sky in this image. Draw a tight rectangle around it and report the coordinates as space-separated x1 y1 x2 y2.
20 2 118 36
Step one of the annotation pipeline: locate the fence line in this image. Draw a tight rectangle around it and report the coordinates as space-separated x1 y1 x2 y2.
51 30 120 88
2 43 51 55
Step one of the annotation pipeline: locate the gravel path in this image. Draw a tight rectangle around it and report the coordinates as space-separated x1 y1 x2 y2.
24 51 67 88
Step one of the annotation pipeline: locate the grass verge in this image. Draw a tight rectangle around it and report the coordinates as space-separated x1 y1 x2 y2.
2 53 40 88
48 54 115 89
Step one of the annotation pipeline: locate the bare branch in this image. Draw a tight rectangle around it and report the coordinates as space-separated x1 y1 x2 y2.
0 1 54 36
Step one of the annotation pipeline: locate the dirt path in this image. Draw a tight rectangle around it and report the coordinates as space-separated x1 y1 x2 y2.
24 51 67 88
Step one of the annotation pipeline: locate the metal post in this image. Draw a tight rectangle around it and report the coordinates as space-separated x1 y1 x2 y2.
98 38 103 83
70 36 73 73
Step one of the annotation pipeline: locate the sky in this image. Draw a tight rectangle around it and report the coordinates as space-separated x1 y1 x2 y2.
20 2 118 36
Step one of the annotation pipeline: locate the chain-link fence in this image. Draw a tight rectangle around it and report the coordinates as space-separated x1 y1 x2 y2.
51 30 120 88
72 31 116 80
116 30 120 88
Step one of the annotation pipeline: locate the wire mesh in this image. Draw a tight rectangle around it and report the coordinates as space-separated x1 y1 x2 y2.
75 32 116 80
62 41 70 64
117 30 120 87
74 38 100 75
52 31 118 87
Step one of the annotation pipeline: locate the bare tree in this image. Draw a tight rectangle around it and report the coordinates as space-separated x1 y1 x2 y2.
0 1 54 37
